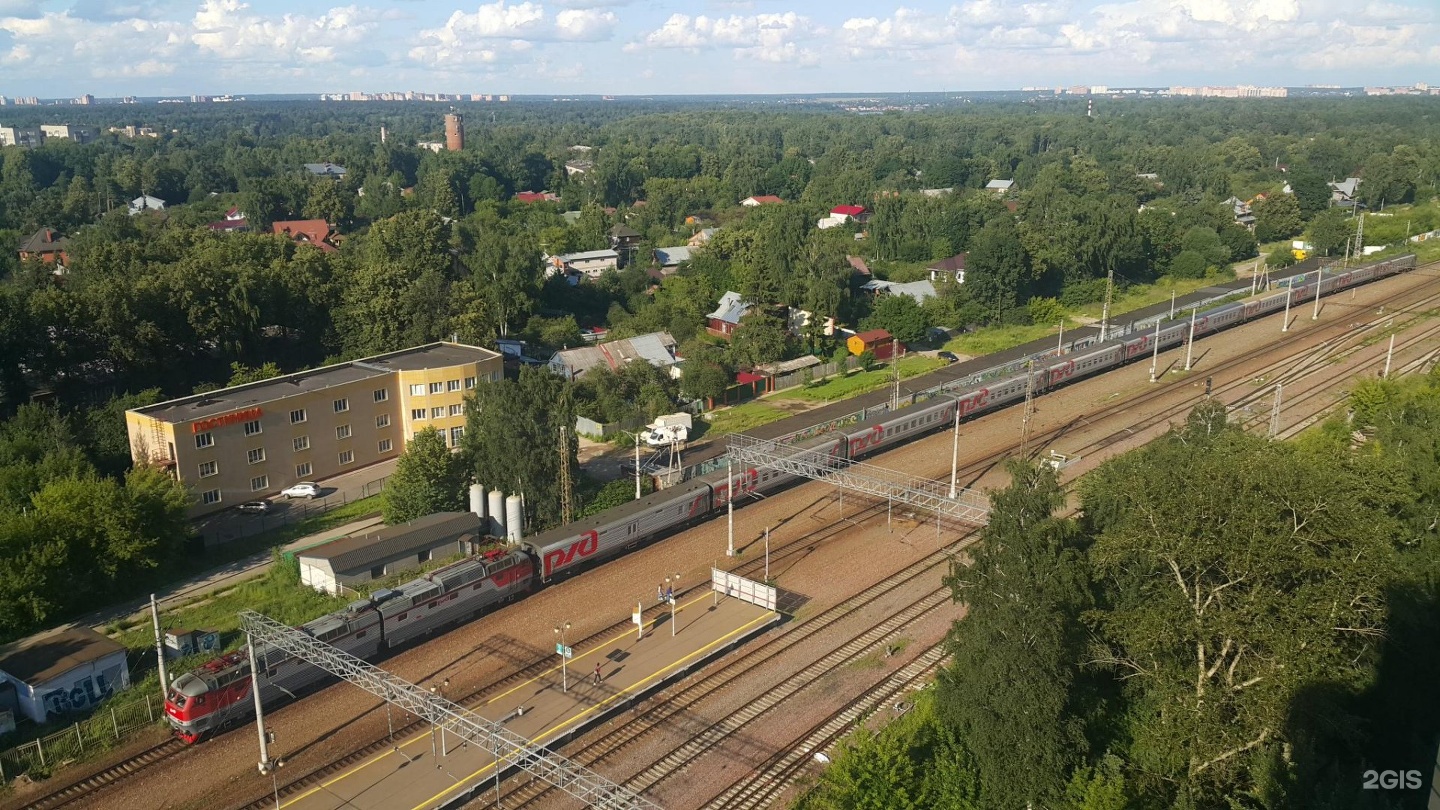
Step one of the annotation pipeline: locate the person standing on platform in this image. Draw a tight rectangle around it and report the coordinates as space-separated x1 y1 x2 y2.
657 584 664 604
593 662 603 686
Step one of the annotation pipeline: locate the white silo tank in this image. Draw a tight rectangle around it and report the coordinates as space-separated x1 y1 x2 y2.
488 490 506 538
505 494 524 543
469 484 486 520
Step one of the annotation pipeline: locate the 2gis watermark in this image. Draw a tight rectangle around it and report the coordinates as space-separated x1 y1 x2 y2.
1361 769 1423 790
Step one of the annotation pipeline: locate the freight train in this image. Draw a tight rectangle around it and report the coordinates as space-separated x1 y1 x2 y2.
165 254 1418 742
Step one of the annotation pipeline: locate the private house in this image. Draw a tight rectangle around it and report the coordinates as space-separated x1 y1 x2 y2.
688 227 719 248
18 228 70 265
707 291 752 337
847 255 872 277
548 331 680 381
919 188 954 198
739 195 784 206
545 249 619 280
303 162 348 179
129 195 166 216
1223 197 1256 229
1329 177 1362 206
860 278 937 305
653 246 692 273
928 253 967 284
515 191 560 204
985 179 1015 194
847 329 906 361
818 205 869 229
207 207 249 233
564 160 594 177
609 224 642 266
272 219 338 253
298 512 483 596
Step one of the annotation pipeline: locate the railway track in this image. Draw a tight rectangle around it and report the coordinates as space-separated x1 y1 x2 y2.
22 264 1437 810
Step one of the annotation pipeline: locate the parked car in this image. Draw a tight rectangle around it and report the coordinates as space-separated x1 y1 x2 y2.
237 501 271 515
938 351 960 364
280 482 321 499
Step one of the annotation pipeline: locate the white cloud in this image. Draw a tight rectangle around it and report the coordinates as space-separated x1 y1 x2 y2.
841 8 956 50
191 0 378 64
409 1 618 66
631 10 822 63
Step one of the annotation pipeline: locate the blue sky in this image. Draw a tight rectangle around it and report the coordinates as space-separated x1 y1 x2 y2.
0 0 1437 97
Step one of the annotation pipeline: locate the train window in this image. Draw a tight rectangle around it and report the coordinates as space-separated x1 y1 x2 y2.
397 612 408 621
356 631 366 639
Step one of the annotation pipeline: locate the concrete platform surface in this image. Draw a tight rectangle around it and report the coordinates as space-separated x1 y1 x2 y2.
282 593 779 810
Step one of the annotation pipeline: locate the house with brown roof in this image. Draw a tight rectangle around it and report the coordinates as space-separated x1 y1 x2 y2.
18 228 70 265
515 191 560 204
272 219 338 253
740 195 784 206
928 252 967 283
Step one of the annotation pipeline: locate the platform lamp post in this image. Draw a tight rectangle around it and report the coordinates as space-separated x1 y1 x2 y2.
665 574 679 637
553 623 571 692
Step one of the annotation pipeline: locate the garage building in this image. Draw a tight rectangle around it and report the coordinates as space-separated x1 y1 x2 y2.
298 512 484 595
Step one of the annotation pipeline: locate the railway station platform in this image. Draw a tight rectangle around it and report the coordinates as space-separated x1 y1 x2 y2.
280 591 780 810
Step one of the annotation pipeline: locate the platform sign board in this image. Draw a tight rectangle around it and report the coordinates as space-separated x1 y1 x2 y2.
555 643 573 659
711 568 777 612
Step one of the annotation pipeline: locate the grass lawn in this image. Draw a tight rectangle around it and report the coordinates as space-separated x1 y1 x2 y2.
1071 275 1226 322
781 356 947 402
703 401 790 436
945 322 1068 357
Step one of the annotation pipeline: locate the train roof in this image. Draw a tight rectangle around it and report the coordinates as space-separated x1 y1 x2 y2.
522 478 713 553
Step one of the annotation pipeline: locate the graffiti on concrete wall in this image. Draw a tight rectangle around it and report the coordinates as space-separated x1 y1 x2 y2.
40 662 123 716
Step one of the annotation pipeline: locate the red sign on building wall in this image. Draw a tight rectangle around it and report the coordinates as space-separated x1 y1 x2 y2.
191 407 263 434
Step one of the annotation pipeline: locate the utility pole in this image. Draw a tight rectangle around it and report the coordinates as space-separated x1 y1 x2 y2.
1383 334 1395 379
1169 290 1176 319
151 595 168 702
1184 307 1197 372
1148 318 1161 383
889 339 901 411
1057 319 1064 354
1282 285 1292 332
1268 384 1283 438
1020 361 1036 457
247 632 272 775
948 398 961 499
1311 265 1324 321
1098 267 1114 341
557 426 573 525
632 432 641 500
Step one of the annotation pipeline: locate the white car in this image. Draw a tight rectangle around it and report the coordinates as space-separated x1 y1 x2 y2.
280 482 321 500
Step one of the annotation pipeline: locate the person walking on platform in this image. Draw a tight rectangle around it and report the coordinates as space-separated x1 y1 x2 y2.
657 583 664 604
593 662 603 686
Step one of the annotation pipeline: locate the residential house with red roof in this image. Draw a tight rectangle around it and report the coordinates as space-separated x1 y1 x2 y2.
739 195 784 206
272 219 338 253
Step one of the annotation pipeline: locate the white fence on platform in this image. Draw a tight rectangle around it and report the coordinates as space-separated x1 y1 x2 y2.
711 569 777 612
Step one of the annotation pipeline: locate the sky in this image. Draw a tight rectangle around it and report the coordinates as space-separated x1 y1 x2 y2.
0 0 1437 97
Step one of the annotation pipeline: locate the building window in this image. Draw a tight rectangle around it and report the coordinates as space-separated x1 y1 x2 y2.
296 462 312 478
339 450 354 465
198 460 218 478
450 426 464 445
411 408 426 420
376 414 391 428
448 403 464 417
410 384 426 396
429 382 444 394
250 475 268 492
293 436 310 452
418 548 431 563
333 398 349 413
373 388 388 403
491 371 501 382
247 448 266 464
447 379 461 392
195 432 213 449
336 424 352 440
430 407 444 419
290 409 307 424
464 376 477 389
243 419 262 436
370 565 384 578
202 489 222 505
378 439 393 453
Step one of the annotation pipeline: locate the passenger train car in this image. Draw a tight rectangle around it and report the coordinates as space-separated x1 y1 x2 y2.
165 254 1417 742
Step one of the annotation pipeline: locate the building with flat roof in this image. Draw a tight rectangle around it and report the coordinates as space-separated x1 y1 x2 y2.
298 511 483 595
126 342 503 516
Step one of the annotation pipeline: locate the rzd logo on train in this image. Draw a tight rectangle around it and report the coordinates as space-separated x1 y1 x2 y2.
545 531 599 576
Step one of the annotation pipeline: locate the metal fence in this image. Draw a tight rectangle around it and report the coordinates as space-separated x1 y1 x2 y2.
0 693 162 781
199 476 387 547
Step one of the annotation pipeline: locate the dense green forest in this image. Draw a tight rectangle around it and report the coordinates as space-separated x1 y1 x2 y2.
0 96 1436 644
799 372 1440 810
